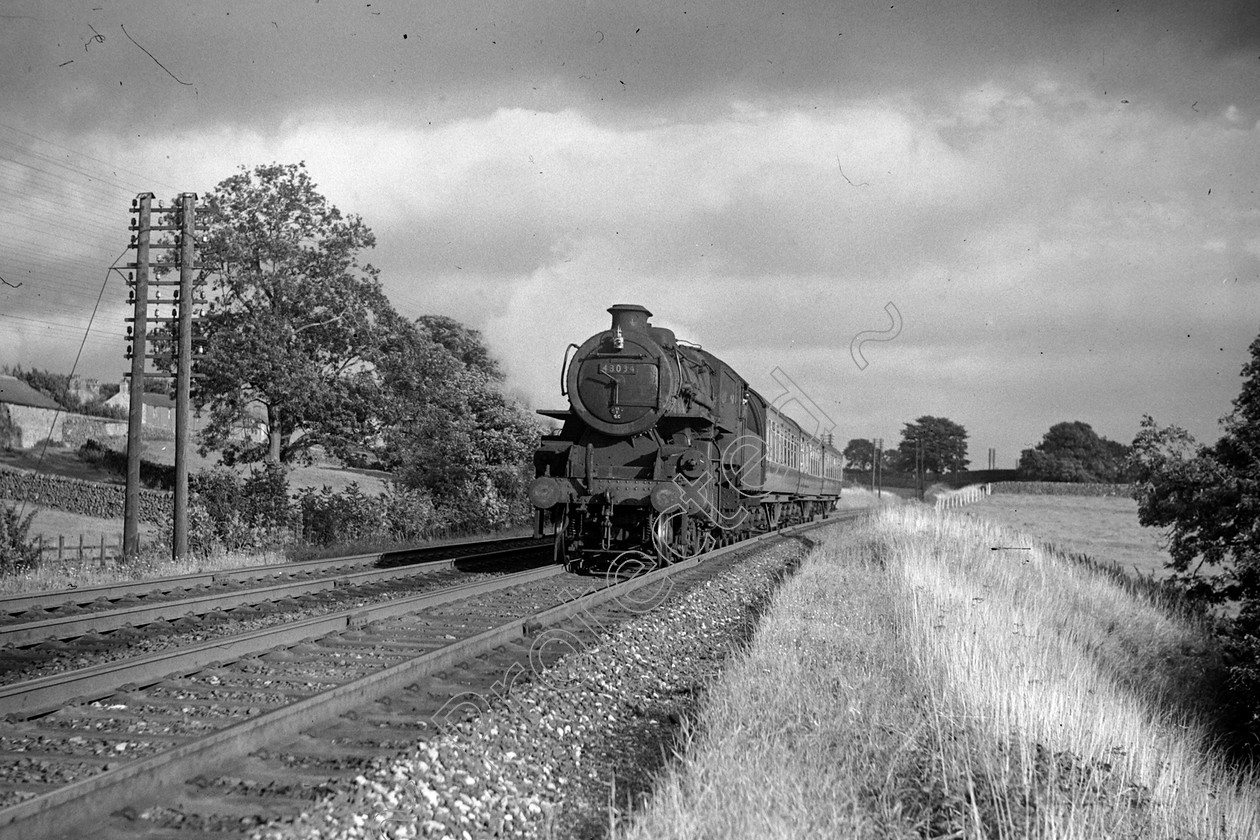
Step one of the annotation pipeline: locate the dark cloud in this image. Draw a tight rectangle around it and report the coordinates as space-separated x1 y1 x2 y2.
5 0 1257 138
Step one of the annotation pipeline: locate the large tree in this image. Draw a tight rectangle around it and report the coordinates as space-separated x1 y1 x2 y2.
895 416 969 476
194 162 394 465
1019 421 1132 482
1130 333 1260 606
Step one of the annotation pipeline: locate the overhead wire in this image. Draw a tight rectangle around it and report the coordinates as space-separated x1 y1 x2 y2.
0 120 183 196
0 124 174 361
17 244 132 520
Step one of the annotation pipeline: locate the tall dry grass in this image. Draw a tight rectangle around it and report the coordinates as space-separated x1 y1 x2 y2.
618 507 1258 839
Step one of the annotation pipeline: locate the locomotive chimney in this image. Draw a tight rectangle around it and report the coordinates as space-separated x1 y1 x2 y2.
608 304 653 333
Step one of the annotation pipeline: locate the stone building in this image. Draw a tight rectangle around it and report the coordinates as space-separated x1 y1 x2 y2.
0 374 64 449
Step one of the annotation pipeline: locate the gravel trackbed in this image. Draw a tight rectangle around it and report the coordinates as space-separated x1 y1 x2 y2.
256 539 808 840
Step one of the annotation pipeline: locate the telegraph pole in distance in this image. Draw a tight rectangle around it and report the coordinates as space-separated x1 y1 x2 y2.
875 437 883 499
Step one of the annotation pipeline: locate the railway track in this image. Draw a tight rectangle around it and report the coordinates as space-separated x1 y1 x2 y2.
0 535 544 619
0 514 859 839
0 537 550 684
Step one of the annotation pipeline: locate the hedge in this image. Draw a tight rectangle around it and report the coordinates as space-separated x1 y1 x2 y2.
0 468 171 524
989 481 1132 497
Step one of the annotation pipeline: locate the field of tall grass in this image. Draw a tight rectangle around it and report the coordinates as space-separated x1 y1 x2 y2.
963 492 1171 579
620 507 1256 839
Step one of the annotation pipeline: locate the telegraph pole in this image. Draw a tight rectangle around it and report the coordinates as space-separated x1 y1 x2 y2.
869 439 876 496
173 193 197 560
916 436 925 501
124 192 205 562
875 437 883 498
123 194 154 560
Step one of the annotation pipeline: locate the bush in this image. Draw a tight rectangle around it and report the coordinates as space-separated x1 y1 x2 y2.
0 502 40 574
77 439 176 490
188 465 294 553
0 406 15 451
295 483 387 547
380 482 445 542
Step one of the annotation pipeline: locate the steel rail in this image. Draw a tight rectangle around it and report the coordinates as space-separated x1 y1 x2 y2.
0 543 550 648
0 535 544 615
0 516 854 840
0 564 565 721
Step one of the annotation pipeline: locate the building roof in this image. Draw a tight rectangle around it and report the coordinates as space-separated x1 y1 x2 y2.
0 375 61 410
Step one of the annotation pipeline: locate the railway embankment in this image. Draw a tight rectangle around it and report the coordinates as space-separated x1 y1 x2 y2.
619 507 1260 839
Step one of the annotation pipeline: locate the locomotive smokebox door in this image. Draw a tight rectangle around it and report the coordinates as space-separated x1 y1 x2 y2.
566 305 679 436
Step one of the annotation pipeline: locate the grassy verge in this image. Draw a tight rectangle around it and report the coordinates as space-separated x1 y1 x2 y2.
619 507 1258 839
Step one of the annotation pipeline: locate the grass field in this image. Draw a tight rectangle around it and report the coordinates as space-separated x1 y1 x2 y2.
620 507 1256 839
17 504 158 545
958 492 1173 580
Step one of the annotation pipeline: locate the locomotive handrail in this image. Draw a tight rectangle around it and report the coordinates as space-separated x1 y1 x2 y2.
560 342 580 396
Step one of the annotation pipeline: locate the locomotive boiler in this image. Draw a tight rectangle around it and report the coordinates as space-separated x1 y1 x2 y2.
528 304 844 566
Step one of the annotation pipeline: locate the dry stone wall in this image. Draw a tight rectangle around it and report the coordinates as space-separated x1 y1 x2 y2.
0 468 171 524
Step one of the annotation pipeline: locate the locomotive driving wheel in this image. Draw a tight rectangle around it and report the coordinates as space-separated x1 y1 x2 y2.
651 511 715 563
554 509 581 571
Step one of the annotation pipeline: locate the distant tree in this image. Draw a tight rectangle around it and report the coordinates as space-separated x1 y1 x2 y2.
192 162 394 466
5 365 72 408
141 378 171 395
2 366 156 419
1019 421 1132 482
843 438 875 471
895 416 969 476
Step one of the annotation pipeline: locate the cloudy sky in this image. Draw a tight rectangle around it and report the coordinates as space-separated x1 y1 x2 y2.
2 0 1258 467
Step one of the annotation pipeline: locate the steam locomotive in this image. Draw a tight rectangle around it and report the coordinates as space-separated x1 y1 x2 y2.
528 304 844 566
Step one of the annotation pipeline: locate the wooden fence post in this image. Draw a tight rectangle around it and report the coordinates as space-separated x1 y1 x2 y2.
100 534 107 568
57 535 64 564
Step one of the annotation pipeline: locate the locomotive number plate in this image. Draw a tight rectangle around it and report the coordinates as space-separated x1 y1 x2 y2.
598 363 637 376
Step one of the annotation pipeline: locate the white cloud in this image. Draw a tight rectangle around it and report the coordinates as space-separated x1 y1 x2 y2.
6 71 1258 467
